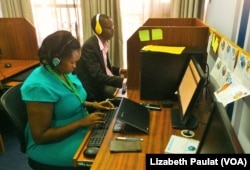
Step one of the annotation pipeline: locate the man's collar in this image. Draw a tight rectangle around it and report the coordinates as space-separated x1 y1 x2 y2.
95 34 108 50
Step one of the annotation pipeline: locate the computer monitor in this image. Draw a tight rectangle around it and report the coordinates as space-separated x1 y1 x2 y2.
170 56 206 129
199 102 243 153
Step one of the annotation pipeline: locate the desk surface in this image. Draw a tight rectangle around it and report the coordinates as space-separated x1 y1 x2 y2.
73 89 212 170
0 59 39 81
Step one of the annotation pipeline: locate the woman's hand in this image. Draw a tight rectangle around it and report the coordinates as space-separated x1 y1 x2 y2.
81 112 106 126
93 100 115 110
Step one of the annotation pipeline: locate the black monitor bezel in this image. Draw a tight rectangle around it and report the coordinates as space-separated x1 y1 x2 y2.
175 56 206 126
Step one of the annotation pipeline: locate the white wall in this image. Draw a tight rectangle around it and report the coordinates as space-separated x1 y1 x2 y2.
244 12 250 51
204 0 250 153
205 0 241 41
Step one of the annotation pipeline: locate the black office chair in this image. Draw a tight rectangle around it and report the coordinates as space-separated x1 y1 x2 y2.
0 83 86 170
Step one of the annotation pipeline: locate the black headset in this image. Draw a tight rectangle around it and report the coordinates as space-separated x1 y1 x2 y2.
52 38 74 66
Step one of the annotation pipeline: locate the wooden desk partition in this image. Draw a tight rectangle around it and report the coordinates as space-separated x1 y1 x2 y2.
0 18 38 60
127 18 209 90
73 89 213 170
0 18 39 87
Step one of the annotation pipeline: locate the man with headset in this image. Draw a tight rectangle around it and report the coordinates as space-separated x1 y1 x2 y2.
74 14 127 102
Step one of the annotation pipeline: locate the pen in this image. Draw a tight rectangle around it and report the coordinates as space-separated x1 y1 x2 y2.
116 137 143 141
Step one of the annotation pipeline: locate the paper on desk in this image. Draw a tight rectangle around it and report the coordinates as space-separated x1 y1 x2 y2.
142 45 185 55
165 135 199 154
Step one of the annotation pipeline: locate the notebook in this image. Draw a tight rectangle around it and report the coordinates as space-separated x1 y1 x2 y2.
110 140 142 153
113 97 150 134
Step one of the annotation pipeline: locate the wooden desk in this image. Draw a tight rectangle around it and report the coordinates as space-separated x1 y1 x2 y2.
0 59 39 83
73 90 212 169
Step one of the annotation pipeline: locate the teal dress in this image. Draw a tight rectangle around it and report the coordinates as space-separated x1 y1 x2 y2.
21 66 89 166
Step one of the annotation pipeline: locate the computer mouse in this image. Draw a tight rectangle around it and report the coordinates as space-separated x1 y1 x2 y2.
4 63 11 68
83 147 99 158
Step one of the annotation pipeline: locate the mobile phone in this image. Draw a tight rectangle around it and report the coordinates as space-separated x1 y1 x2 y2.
140 103 162 111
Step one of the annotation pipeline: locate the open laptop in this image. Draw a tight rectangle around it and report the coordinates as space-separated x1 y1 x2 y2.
112 97 150 134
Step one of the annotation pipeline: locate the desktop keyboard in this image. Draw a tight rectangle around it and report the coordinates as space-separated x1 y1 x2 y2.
87 109 117 147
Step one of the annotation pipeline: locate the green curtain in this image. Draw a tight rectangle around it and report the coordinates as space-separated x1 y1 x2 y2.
0 0 34 25
171 0 205 19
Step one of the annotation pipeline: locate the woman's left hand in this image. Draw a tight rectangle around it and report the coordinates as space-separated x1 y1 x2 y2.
93 100 115 110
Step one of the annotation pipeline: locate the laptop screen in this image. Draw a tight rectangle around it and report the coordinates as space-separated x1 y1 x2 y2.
114 97 150 134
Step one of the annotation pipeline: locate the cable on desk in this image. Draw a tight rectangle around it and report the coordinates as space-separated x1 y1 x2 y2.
204 63 210 100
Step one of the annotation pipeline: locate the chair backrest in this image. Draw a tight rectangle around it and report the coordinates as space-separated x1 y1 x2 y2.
0 83 27 153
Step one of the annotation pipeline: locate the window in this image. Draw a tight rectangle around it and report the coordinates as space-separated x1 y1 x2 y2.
30 0 82 46
120 0 171 68
30 0 171 67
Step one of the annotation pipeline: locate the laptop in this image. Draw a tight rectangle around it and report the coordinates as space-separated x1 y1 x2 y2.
113 97 150 134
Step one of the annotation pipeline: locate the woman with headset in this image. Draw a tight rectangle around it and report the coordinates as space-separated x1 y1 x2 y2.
20 30 114 168
74 14 127 102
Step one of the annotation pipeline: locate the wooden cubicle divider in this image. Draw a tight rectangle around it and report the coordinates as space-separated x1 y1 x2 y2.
0 18 38 60
143 18 208 26
127 18 209 90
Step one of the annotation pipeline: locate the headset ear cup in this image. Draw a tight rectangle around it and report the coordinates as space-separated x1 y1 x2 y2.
95 22 102 34
95 14 102 34
52 58 60 66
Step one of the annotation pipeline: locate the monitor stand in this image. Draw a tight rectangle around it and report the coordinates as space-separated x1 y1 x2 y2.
170 109 198 129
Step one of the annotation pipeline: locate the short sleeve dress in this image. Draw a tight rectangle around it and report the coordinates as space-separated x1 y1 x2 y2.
21 66 89 166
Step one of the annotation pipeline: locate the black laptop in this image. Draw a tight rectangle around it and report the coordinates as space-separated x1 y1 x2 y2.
113 97 150 134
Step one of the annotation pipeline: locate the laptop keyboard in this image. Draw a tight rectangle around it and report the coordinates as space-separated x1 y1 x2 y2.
87 109 117 147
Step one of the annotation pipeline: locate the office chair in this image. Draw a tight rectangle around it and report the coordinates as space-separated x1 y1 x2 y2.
0 83 86 170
